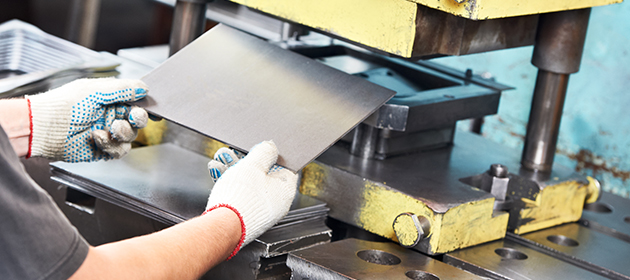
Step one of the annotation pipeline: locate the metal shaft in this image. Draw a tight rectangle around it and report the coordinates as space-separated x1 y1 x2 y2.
522 70 570 171
66 0 101 48
522 9 591 172
350 124 379 159
169 0 208 56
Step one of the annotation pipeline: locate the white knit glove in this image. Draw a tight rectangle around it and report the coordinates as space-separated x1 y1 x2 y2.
205 141 298 259
25 78 149 162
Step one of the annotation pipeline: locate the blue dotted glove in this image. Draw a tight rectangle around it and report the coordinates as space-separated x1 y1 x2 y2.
25 78 149 162
208 148 244 182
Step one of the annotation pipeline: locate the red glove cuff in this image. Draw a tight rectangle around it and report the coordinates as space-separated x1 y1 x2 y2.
202 204 246 260
26 98 33 159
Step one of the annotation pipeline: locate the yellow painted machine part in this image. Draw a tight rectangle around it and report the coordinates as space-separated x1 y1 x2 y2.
135 119 167 146
136 119 228 158
407 0 619 20
354 181 439 246
229 0 622 57
230 0 418 57
439 198 507 252
514 180 588 234
300 162 509 254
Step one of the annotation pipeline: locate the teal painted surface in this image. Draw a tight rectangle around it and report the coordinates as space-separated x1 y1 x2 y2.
434 2 630 197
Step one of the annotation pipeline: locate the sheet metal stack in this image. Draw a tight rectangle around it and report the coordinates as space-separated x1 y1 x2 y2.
0 19 119 97
51 143 331 280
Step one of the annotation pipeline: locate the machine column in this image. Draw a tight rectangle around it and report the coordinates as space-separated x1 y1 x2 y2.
169 0 208 56
521 9 591 172
66 0 101 48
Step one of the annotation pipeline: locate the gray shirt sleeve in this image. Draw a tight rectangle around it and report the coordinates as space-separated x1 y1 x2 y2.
0 125 89 280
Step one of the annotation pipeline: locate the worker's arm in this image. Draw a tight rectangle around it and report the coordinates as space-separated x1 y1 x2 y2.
0 98 30 156
70 141 298 279
70 207 241 280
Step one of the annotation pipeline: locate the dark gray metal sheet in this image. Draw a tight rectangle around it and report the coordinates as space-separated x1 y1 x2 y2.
580 192 630 243
51 144 213 223
135 24 396 171
50 144 328 225
287 238 484 279
518 223 630 279
444 238 608 280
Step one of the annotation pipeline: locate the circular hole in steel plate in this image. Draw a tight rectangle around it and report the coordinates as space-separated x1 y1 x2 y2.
584 202 613 213
406 270 440 280
356 250 401 266
625 216 630 224
494 248 528 260
547 235 579 247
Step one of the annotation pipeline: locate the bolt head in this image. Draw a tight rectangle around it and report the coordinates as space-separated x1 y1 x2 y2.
393 213 431 248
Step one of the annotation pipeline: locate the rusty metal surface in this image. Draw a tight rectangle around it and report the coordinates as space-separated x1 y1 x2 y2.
136 24 395 172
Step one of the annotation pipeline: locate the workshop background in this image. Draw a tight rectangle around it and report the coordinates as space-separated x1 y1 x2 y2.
435 1 630 198
1 0 629 197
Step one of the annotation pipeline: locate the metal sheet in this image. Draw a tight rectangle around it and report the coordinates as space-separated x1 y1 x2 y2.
517 223 630 279
581 191 630 243
287 238 485 279
444 239 608 280
51 144 213 223
0 19 119 97
136 24 396 172
51 144 329 225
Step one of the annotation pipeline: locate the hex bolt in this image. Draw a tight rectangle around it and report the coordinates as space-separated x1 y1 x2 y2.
490 164 509 178
393 213 431 248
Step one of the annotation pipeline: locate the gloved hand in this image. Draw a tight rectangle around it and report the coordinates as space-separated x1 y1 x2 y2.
25 78 149 162
205 141 298 259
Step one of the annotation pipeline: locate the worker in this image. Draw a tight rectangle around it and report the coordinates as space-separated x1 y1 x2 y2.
0 78 298 279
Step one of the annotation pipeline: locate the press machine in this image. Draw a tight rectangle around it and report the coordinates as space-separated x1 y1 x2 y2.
9 0 630 278
157 0 608 252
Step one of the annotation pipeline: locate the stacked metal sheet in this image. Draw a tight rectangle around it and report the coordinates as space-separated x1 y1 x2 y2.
51 143 331 279
0 19 119 97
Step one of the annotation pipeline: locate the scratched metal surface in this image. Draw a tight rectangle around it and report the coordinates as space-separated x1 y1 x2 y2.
135 24 396 172
51 144 213 223
50 143 329 225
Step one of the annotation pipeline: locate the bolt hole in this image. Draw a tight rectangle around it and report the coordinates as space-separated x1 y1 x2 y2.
547 235 579 247
406 270 440 280
584 202 613 213
624 216 630 224
494 248 528 260
444 94 455 99
357 250 401 265
386 71 394 76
